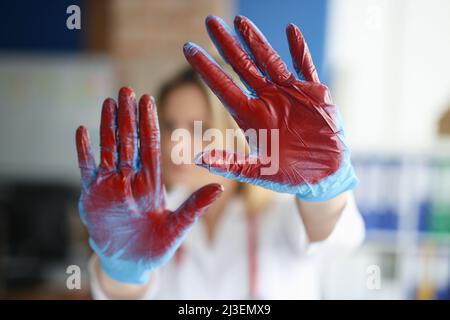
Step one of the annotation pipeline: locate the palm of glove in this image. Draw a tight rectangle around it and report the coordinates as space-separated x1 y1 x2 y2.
243 80 342 185
79 172 176 262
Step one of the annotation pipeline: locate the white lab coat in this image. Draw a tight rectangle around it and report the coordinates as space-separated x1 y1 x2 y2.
89 187 365 299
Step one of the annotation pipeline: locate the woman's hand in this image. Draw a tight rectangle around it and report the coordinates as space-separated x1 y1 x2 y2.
184 16 358 202
76 87 223 284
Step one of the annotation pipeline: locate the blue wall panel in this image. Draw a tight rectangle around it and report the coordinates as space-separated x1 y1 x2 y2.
236 0 329 84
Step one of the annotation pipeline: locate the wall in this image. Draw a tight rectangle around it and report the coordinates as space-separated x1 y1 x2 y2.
326 0 450 153
108 0 231 95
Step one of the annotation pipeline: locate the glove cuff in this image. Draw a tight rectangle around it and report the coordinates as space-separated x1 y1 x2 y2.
89 238 152 285
99 258 152 285
296 159 359 202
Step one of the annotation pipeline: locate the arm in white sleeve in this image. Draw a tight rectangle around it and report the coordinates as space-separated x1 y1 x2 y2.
279 192 365 255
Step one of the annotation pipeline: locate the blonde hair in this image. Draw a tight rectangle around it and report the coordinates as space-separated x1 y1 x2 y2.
158 65 275 215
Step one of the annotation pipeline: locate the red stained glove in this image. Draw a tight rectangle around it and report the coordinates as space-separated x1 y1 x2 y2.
183 16 358 202
76 87 223 284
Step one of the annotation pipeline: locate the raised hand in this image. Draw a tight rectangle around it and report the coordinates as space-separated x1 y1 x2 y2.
76 87 223 284
184 16 358 202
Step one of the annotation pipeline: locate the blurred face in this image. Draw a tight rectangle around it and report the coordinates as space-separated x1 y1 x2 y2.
159 84 230 192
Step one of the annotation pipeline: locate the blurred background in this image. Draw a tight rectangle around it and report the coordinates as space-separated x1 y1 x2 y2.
0 0 449 299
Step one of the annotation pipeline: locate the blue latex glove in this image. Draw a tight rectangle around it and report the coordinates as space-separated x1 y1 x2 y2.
184 16 358 202
76 87 223 283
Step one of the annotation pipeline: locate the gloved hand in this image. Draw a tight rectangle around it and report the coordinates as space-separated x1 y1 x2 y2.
75 87 223 284
184 16 358 202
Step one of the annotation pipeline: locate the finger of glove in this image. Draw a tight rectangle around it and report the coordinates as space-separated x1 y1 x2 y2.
205 15 267 91
139 94 164 203
118 87 139 170
171 183 224 231
234 16 294 86
99 98 118 172
183 42 249 123
195 149 263 182
286 23 320 83
76 126 96 189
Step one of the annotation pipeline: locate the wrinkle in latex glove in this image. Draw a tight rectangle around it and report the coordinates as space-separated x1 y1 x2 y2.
76 87 223 284
184 16 358 202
